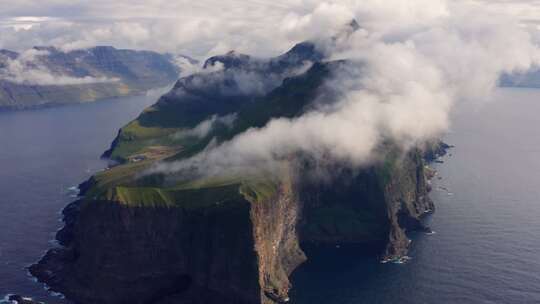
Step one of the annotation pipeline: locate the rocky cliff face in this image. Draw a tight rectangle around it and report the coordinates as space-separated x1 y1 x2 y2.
32 188 261 304
380 149 435 259
30 145 442 304
250 173 305 304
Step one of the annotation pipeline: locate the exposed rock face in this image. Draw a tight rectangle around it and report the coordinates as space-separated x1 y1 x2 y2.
31 181 305 304
30 146 441 304
250 176 306 304
5 295 45 304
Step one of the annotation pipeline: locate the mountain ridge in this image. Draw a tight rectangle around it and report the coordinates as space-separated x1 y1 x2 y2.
0 46 194 110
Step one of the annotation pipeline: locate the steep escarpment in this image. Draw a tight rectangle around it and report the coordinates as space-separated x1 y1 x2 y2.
31 173 311 304
32 185 262 304
297 147 435 261
31 148 440 304
249 171 305 304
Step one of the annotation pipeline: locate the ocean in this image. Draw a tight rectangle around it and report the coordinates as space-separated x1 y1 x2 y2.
1 88 540 303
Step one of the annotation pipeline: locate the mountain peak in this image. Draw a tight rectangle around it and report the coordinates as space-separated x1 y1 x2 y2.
203 51 251 69
335 19 360 39
325 18 361 47
348 19 360 32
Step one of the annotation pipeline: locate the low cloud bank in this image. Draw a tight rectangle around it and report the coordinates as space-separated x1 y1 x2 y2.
148 0 540 179
0 49 117 86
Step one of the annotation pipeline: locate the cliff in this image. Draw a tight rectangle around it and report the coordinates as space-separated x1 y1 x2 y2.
30 146 442 304
30 31 447 304
297 148 435 261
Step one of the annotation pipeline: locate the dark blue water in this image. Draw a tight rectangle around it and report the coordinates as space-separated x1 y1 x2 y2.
0 94 161 303
1 88 540 304
291 88 540 304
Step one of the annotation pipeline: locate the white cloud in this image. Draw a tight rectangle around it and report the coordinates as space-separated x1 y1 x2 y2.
2 0 540 176
1 0 535 59
147 0 540 178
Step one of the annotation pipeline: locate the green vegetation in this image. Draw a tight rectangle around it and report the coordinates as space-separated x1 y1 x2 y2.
0 46 180 110
84 151 282 208
108 61 332 163
376 151 399 186
87 176 280 209
108 119 181 161
239 179 280 203
87 61 333 208
83 160 153 199
374 142 406 186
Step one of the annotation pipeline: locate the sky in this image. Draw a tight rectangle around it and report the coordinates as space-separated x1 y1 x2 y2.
1 0 540 59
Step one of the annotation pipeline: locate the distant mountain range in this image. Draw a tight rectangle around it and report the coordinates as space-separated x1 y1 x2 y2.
0 46 194 110
1 42 538 112
500 69 540 88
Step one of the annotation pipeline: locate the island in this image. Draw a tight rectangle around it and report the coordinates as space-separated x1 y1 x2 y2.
29 23 449 304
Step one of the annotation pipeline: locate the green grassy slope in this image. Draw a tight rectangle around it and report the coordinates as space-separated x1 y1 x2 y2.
84 62 335 207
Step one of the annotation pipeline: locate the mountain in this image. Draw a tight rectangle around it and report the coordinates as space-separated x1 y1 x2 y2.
0 46 192 110
500 69 540 88
30 22 448 304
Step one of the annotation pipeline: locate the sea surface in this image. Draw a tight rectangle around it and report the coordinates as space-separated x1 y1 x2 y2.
290 87 540 304
1 88 540 303
0 93 162 303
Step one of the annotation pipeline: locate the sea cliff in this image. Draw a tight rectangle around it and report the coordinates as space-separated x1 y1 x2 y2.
30 32 448 303
30 144 445 304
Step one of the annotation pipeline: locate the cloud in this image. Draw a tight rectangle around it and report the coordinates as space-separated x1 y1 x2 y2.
171 113 237 140
0 49 118 85
3 0 538 60
2 0 540 177
168 57 313 100
148 0 540 178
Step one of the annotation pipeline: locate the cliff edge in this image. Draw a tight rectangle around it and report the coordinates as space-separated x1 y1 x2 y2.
30 34 448 304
